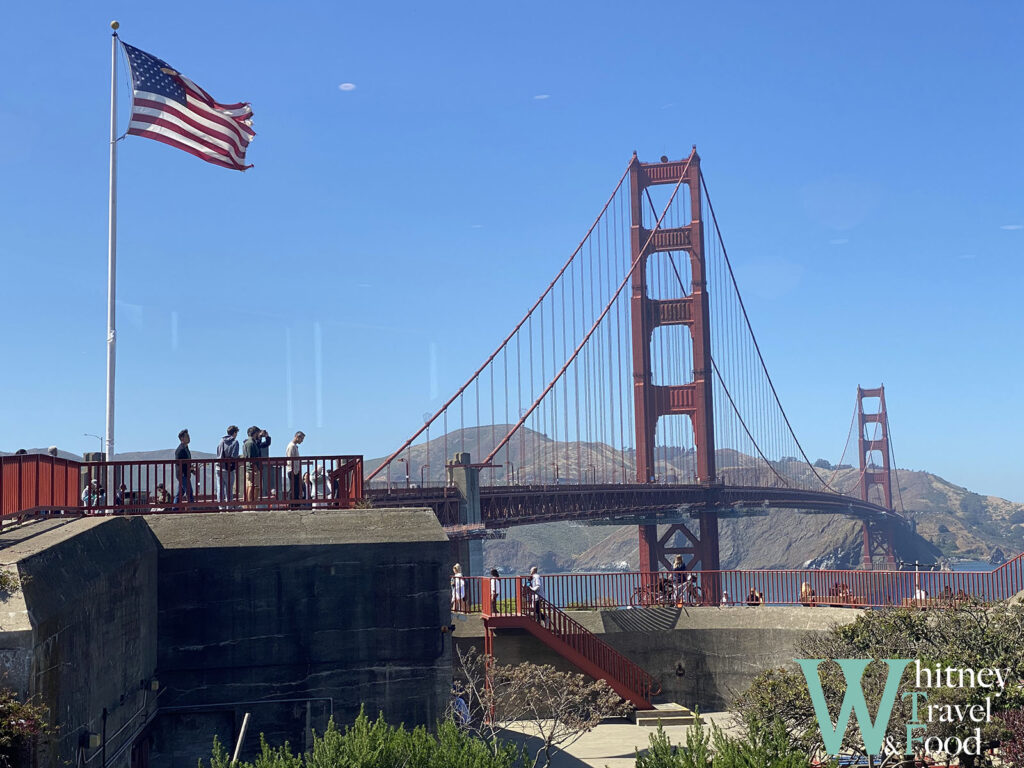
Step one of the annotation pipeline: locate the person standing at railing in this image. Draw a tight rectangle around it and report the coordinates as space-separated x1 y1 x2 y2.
286 431 305 508
489 568 501 609
529 566 546 624
173 429 195 505
242 426 272 502
81 480 99 510
451 564 466 612
216 426 240 506
671 555 687 605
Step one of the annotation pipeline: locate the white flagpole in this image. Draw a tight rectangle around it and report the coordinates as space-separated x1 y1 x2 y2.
105 21 120 460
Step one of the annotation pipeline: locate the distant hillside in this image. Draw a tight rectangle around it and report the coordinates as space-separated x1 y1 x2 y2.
364 426 1022 572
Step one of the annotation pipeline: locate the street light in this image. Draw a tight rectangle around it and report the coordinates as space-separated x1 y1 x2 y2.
84 433 103 455
420 463 430 487
506 461 516 486
397 457 410 489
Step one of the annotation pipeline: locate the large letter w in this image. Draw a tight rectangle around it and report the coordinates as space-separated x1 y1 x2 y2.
796 659 911 756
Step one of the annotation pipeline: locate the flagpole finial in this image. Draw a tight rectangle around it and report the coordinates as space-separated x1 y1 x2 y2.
110 20 120 31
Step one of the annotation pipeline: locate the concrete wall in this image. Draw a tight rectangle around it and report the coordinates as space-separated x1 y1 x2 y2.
0 517 159 768
146 509 451 767
455 604 860 712
0 508 452 768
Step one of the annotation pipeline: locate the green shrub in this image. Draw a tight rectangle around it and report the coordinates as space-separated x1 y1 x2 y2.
200 708 526 768
635 717 810 768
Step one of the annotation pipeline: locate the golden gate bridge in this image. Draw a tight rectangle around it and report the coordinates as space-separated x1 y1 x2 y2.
363 149 903 578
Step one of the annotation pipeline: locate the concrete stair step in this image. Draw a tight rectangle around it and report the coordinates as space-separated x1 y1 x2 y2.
634 703 700 727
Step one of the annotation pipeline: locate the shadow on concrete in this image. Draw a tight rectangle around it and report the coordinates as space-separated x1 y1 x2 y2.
604 606 680 633
498 729 593 768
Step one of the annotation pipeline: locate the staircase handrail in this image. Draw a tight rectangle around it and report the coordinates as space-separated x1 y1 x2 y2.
521 584 660 701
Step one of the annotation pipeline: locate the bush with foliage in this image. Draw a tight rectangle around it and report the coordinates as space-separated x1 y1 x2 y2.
733 602 1024 767
0 687 48 768
199 708 526 768
998 708 1024 768
635 717 812 768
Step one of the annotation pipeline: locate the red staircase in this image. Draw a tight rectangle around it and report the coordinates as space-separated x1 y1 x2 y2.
482 583 659 709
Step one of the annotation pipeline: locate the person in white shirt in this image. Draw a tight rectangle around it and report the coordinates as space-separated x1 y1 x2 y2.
451 564 466 612
529 566 545 624
489 568 501 610
286 431 305 508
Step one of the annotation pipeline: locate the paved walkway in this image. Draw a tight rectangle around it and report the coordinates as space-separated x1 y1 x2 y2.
501 711 740 768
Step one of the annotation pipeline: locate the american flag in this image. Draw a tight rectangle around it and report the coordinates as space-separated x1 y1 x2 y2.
122 42 254 171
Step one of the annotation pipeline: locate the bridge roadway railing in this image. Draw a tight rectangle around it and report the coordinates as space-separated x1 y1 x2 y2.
452 556 1024 613
0 453 363 525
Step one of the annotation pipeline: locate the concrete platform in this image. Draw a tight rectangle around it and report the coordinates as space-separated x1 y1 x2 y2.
501 711 740 767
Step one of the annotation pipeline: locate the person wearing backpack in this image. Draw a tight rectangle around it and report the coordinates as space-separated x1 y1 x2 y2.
216 425 240 506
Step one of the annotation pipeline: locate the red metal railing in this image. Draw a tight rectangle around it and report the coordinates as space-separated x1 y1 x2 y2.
1 455 81 520
0 454 363 524
459 554 1024 613
477 578 659 707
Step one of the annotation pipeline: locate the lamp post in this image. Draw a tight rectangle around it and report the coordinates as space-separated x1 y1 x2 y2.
586 463 597 484
420 463 430 487
397 457 410 489
506 461 516 486
84 433 104 455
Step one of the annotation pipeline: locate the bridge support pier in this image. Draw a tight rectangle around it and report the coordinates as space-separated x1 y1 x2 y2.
857 386 897 569
638 512 721 603
629 151 720 601
861 520 896 569
448 452 483 576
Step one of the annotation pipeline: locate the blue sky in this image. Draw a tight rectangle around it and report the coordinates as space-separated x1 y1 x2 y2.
2 2 1023 500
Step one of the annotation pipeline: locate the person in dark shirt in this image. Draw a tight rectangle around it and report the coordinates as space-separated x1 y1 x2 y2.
671 555 687 604
242 426 272 502
173 429 194 504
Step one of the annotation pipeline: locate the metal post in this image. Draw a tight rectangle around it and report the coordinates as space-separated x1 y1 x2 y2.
105 21 120 461
232 712 251 765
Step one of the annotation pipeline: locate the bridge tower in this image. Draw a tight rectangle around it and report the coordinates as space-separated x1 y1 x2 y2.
857 385 897 567
629 149 720 578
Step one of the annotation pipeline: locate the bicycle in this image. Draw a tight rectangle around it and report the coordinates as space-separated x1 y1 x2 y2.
629 578 675 608
676 575 704 607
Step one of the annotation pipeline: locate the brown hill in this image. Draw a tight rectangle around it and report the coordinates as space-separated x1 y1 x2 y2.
364 426 1019 573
